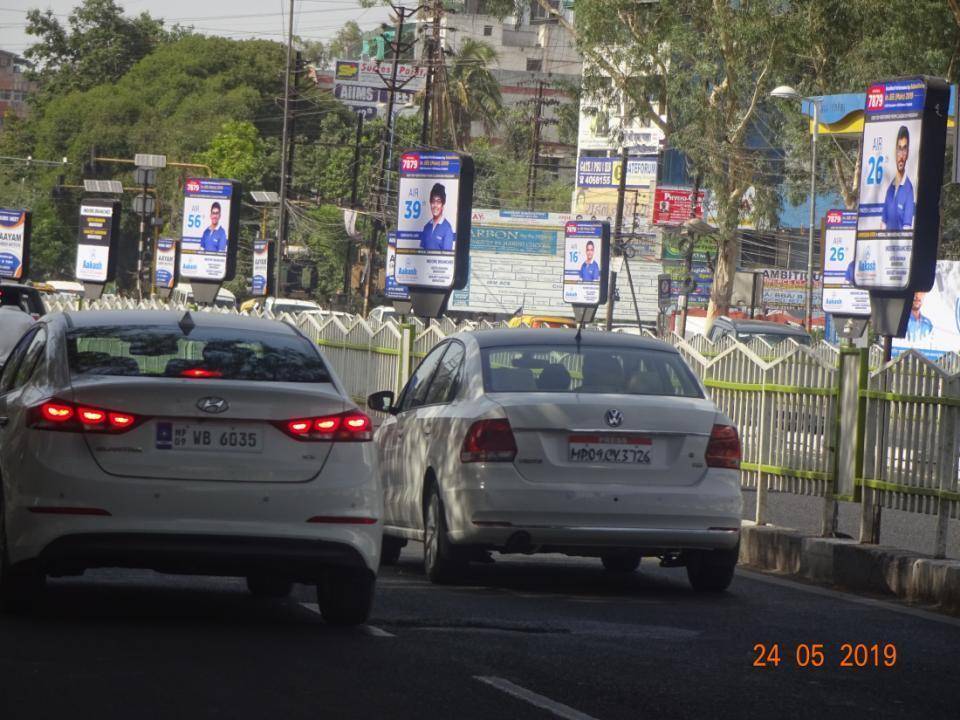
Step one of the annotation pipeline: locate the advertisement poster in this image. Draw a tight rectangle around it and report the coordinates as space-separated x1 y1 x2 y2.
575 157 658 189
892 261 960 359
563 221 606 305
384 232 410 300
180 178 234 281
75 202 116 283
154 238 177 290
252 239 269 296
395 151 460 288
854 79 924 289
653 187 705 226
571 187 655 233
760 268 823 309
822 210 870 316
0 208 29 280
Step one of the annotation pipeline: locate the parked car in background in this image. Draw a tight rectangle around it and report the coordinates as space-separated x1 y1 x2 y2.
0 310 380 624
708 317 811 346
0 283 46 318
263 297 322 315
506 315 577 329
0 306 36 366
367 306 397 323
369 329 742 592
172 284 237 310
35 280 85 303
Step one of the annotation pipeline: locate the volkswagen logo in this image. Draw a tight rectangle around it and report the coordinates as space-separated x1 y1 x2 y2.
197 397 229 414
604 409 623 428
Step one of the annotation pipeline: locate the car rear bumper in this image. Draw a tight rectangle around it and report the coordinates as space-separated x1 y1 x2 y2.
34 533 372 583
442 465 742 552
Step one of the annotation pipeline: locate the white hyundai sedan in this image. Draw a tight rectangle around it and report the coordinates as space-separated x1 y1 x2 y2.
369 329 742 591
0 310 380 624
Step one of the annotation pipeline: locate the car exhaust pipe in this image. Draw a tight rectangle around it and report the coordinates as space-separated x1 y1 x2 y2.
503 531 533 554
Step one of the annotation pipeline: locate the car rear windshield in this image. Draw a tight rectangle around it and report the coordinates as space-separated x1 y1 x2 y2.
66 325 332 382
481 344 703 398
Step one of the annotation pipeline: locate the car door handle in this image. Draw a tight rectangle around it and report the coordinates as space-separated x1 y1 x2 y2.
422 422 432 435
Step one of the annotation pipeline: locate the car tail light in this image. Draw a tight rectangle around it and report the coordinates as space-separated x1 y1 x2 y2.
460 418 517 463
276 411 372 442
706 424 741 469
29 399 143 434
180 368 223 378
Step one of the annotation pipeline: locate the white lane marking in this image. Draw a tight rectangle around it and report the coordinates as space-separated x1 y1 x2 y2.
474 676 602 720
736 568 960 628
298 602 395 636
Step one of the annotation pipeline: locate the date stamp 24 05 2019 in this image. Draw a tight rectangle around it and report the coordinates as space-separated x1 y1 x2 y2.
753 643 898 669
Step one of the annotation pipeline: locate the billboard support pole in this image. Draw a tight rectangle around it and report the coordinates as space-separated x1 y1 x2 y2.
804 99 821 331
275 0 295 300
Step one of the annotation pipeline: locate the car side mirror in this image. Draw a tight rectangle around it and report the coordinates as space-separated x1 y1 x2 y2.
367 390 396 414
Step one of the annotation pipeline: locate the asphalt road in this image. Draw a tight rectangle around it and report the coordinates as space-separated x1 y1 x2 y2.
2 544 958 720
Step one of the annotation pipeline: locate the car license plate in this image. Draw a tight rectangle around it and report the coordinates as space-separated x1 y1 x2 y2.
155 422 263 453
568 434 653 464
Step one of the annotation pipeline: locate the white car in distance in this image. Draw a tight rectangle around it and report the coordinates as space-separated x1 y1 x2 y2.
369 329 742 591
0 310 380 624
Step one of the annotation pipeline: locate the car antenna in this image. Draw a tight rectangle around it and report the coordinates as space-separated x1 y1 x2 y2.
179 310 196 336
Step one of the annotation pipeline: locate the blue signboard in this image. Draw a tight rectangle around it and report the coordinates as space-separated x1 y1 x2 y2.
575 156 658 188
469 226 558 255
0 208 29 280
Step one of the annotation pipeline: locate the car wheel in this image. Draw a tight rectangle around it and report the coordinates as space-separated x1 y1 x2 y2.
246 576 293 598
0 503 45 614
423 485 462 584
316 569 375 626
380 535 405 566
685 546 739 592
601 551 641 573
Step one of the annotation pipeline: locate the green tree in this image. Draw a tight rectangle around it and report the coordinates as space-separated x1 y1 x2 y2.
438 39 503 147
573 0 792 328
24 0 180 102
198 120 269 187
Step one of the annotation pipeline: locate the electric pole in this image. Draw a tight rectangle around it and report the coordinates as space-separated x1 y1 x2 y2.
344 112 365 302
275 0 296 299
363 4 422 316
526 81 545 211
677 171 702 338
421 0 443 145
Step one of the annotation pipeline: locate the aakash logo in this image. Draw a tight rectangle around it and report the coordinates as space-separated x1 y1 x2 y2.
398 267 416 275
858 246 876 272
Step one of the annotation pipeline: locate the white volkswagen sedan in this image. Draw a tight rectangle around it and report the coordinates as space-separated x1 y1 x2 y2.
0 310 380 624
369 329 742 591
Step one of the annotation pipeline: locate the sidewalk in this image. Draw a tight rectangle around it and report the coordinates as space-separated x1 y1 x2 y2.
738 523 960 616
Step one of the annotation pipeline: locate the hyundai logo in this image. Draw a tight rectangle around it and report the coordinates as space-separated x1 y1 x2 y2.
197 397 229 414
604 409 623 428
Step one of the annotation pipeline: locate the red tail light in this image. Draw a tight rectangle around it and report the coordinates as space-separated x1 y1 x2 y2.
29 399 142 434
460 419 517 463
180 368 223 378
276 411 373 442
706 424 741 469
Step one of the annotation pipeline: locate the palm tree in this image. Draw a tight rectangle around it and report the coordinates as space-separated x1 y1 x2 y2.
440 39 503 147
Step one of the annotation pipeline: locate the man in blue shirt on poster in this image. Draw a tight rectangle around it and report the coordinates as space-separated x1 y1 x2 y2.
420 184 455 251
906 292 933 342
200 202 228 252
579 240 600 281
882 126 915 231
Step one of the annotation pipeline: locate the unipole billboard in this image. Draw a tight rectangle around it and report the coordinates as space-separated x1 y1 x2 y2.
395 149 474 316
251 238 273 297
154 237 178 298
179 178 241 303
75 199 121 297
562 220 610 323
821 210 870 316
0 208 31 281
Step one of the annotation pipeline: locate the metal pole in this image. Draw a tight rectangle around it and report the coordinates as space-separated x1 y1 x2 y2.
345 112 364 303
606 142 629 330
136 173 148 300
805 100 819 331
275 0 295 300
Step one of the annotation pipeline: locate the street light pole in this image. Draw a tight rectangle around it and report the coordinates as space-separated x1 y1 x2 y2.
804 99 821 332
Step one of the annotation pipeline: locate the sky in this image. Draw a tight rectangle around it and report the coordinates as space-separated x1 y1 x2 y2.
0 0 392 57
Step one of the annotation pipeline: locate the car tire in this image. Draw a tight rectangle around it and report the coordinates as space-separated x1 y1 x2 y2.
246 576 293 598
685 546 739 592
316 569 375 626
0 503 45 614
423 485 463 584
601 551 641 573
380 536 405 566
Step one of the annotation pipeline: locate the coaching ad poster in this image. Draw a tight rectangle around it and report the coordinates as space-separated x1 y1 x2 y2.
75 201 119 283
155 238 177 290
822 210 870 316
563 221 609 306
180 178 237 282
0 208 30 280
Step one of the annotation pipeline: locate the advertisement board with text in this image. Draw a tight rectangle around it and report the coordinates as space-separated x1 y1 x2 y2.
653 187 705 226
75 200 120 283
180 178 239 282
563 221 609 306
0 208 30 280
822 209 870 316
154 238 177 290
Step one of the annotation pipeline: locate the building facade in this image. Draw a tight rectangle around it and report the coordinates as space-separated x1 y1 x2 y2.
0 50 35 124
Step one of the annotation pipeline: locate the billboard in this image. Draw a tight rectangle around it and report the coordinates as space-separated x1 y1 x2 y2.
75 200 120 283
0 208 30 280
854 77 950 291
575 156 658 188
653 187 705 226
251 239 270 296
760 268 823 309
179 178 239 282
154 238 177 290
892 262 960 359
333 59 424 117
395 150 473 289
384 232 410 301
821 210 870 316
562 221 609 306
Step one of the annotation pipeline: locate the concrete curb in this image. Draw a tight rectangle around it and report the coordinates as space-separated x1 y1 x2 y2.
738 524 960 615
